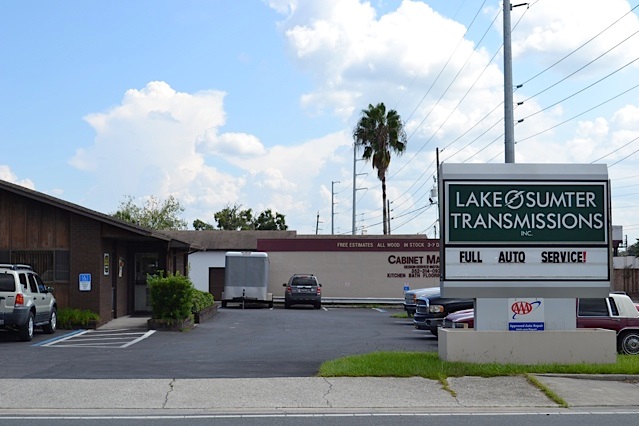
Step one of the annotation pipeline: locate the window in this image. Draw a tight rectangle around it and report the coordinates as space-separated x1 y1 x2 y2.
0 275 15 292
577 298 608 317
28 274 39 293
609 297 620 316
18 273 28 291
9 250 70 283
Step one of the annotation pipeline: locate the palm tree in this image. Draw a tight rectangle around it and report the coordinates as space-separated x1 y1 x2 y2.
353 102 407 234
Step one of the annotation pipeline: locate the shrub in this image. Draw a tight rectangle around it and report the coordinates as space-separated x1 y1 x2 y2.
192 289 215 313
58 308 101 328
148 272 194 321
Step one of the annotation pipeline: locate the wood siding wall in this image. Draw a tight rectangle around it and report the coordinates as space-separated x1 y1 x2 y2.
0 190 70 250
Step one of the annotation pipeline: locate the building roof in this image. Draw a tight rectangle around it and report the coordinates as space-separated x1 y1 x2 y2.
162 230 297 251
0 179 195 247
163 230 433 251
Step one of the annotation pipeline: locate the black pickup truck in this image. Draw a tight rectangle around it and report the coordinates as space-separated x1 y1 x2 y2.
413 292 473 336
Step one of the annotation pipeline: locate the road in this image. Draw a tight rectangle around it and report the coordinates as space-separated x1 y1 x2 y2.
1 413 639 426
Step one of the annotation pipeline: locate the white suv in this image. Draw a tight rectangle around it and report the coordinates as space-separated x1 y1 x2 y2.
0 264 57 341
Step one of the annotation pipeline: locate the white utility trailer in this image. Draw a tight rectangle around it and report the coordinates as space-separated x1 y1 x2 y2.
221 251 273 308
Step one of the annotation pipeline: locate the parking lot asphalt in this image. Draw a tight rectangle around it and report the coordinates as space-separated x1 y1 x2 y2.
0 314 638 414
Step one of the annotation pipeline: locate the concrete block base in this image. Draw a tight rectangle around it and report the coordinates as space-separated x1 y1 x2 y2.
439 328 617 364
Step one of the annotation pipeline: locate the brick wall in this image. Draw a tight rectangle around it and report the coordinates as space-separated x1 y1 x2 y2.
69 214 102 316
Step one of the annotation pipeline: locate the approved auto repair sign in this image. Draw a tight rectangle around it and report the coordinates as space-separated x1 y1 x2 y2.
439 163 611 298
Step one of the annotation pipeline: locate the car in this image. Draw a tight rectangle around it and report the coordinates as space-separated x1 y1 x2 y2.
413 293 474 336
0 264 57 341
442 308 474 329
441 293 639 354
283 274 322 309
402 286 440 317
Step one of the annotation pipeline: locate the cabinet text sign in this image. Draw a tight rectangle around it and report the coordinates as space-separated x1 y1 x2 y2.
446 182 607 244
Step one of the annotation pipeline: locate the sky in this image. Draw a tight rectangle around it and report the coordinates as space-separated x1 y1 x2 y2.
1 0 639 247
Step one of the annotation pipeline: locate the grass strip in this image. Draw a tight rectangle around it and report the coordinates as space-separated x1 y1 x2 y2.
318 351 639 378
525 373 568 408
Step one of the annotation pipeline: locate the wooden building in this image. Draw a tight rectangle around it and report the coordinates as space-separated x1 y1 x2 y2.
0 180 196 322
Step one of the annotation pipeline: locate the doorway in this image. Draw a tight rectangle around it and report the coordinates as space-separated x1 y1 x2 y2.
134 253 158 312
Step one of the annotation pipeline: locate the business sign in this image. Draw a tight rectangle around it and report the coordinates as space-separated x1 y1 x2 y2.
445 247 608 280
439 163 611 298
508 298 545 331
446 183 607 244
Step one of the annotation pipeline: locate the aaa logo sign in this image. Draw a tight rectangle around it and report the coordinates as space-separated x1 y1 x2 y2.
508 298 544 331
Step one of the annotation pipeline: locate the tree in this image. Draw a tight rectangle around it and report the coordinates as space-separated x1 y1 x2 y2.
193 204 288 230
193 219 215 230
213 204 255 230
353 102 407 234
112 195 187 230
254 209 288 230
627 239 639 256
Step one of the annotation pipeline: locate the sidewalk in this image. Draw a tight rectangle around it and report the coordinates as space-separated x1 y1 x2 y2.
0 375 638 414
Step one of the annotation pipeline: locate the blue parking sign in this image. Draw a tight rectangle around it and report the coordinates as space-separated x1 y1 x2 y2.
79 273 91 291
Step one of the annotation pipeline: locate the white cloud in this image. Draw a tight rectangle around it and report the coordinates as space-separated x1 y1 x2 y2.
199 132 268 157
0 166 35 189
70 81 354 231
510 0 639 74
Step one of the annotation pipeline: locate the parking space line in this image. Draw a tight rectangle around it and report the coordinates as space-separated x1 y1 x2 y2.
39 329 155 348
38 330 91 347
121 330 155 348
32 329 87 347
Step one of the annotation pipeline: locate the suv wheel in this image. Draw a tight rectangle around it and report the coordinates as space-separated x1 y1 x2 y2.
315 301 321 309
43 307 57 334
18 311 34 341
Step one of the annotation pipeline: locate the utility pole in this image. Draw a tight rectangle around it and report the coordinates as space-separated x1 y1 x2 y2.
331 180 340 234
352 143 357 235
503 0 515 163
352 142 367 235
504 1 527 163
315 211 322 235
387 199 391 235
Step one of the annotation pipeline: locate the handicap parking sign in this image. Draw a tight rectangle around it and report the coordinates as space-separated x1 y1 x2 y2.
79 273 92 291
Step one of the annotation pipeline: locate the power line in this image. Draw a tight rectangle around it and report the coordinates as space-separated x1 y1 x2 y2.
518 56 639 122
609 146 639 168
516 82 639 144
590 134 639 164
518 3 639 86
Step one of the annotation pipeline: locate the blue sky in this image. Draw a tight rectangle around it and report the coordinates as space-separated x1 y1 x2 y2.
1 0 639 247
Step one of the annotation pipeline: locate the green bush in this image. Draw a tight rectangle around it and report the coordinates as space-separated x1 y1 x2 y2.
192 289 215 313
58 308 101 328
148 272 194 320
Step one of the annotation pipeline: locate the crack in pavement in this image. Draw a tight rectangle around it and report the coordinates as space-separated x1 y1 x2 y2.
163 379 176 409
322 378 334 407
